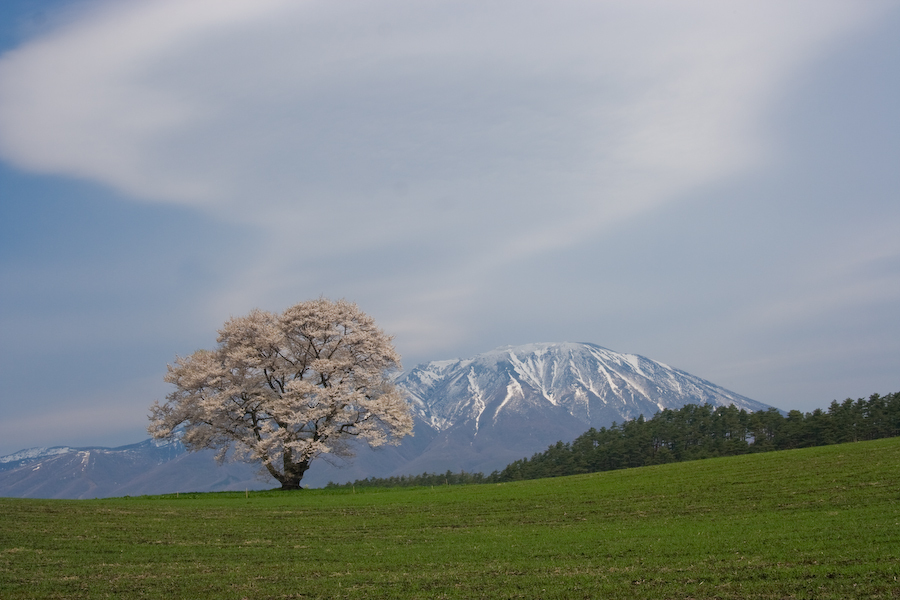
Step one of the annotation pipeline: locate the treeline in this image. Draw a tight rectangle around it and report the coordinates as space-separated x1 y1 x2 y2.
325 391 900 489
496 392 900 481
326 470 494 489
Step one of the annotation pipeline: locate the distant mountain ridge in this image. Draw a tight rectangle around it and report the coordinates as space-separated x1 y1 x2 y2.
0 439 268 499
0 342 777 498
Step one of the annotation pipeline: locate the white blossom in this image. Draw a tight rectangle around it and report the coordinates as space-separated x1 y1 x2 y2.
148 298 413 489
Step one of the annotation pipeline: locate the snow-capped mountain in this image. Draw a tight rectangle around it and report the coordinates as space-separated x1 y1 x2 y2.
402 342 769 432
391 342 773 475
0 342 777 497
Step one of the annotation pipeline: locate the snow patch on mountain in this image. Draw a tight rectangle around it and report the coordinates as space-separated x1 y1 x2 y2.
399 342 771 433
0 446 74 464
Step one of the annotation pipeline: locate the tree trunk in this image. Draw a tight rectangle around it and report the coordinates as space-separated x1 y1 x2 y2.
278 449 311 489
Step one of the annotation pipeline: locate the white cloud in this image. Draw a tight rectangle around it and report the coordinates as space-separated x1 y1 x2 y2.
0 2 875 206
0 0 295 202
0 0 891 365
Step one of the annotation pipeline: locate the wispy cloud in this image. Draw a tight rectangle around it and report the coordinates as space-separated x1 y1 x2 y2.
1 1 877 219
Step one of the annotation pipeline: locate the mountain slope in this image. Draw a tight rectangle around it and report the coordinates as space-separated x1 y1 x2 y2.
394 342 772 474
0 440 269 499
403 342 769 431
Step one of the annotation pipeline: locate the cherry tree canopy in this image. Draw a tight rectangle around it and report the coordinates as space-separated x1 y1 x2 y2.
149 298 413 489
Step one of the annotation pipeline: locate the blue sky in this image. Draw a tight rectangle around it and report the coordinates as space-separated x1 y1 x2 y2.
1 0 898 456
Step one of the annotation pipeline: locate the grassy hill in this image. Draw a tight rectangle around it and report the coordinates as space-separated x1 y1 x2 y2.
1 437 898 599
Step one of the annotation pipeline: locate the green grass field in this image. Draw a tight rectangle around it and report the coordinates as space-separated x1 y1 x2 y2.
2 438 899 599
